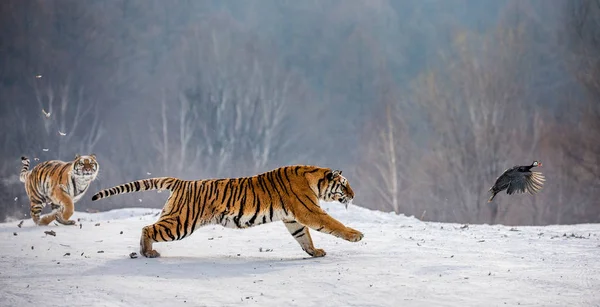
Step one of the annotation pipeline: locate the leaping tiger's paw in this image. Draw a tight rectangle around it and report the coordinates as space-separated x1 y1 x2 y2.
142 250 161 258
58 219 77 226
307 248 326 257
344 228 364 242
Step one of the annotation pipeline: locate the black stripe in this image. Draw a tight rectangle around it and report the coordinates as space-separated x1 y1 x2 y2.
277 172 292 215
183 182 198 237
291 227 305 237
155 225 167 242
317 178 325 198
191 182 207 233
180 183 192 239
163 224 176 240
214 180 221 204
267 172 287 215
175 216 182 240
233 182 246 228
257 174 273 204
222 180 234 211
247 179 261 226
71 176 78 197
276 169 291 196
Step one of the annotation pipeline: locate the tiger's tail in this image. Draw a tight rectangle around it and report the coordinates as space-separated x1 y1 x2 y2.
91 177 180 201
20 156 30 183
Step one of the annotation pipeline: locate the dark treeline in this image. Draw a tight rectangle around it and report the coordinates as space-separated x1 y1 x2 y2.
1 0 598 225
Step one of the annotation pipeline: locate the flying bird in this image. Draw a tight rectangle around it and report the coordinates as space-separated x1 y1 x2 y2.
42 148 49 152
58 131 67 136
488 160 545 202
35 75 42 79
42 109 51 118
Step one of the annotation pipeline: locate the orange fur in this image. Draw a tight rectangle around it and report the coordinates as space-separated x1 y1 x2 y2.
92 165 363 258
20 154 99 226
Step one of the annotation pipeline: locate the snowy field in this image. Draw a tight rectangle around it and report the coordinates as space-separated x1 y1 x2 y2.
0 202 599 307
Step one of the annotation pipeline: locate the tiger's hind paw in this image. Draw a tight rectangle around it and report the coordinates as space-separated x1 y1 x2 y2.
57 219 77 226
142 250 161 258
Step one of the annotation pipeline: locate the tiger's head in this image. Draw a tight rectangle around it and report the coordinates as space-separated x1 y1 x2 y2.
72 154 99 180
319 169 354 207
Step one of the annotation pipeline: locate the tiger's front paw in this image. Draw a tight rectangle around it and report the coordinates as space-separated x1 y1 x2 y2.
307 248 326 258
344 228 364 242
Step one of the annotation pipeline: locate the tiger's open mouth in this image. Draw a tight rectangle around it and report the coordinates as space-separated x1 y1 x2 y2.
338 196 352 207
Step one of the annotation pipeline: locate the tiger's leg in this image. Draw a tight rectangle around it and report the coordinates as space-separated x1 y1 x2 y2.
140 216 180 258
38 211 58 226
51 190 76 225
30 202 45 225
283 220 326 257
54 204 76 226
294 210 364 242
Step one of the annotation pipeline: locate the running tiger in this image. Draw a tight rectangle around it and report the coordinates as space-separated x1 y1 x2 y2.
20 154 99 226
92 165 363 258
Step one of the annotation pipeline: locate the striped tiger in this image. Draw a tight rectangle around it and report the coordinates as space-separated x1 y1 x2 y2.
91 165 363 258
20 154 99 226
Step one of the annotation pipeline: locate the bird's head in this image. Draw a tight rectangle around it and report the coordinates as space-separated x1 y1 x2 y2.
532 160 542 167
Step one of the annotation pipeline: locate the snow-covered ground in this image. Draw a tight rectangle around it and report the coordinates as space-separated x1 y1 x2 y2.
0 202 599 307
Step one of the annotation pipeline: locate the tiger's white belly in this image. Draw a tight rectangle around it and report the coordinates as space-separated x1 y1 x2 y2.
217 209 291 229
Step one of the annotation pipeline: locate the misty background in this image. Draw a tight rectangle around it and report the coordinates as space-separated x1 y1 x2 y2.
1 0 599 225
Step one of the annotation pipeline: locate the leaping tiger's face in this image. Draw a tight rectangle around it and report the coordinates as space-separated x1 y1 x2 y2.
321 170 354 206
72 154 99 179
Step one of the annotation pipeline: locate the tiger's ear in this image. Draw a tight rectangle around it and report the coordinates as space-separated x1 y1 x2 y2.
90 154 97 160
327 170 342 180
74 154 80 160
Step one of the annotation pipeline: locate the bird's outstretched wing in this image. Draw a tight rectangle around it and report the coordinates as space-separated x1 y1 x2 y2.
525 172 545 194
507 171 545 195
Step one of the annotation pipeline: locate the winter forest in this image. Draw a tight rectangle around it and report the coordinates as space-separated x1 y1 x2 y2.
1 0 599 226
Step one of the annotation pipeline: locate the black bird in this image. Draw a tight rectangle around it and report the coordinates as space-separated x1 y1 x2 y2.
488 161 545 202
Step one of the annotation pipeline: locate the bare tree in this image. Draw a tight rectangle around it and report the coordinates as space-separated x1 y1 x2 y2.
144 18 312 180
553 0 600 223
31 77 104 158
401 24 541 224
150 92 201 176
563 0 600 177
355 74 428 216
